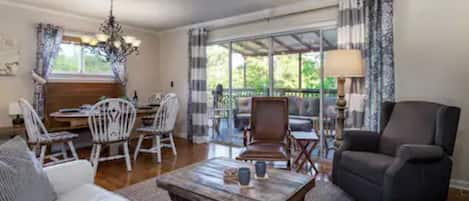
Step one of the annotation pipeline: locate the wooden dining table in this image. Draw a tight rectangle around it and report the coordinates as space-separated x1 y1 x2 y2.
50 107 158 128
50 106 158 155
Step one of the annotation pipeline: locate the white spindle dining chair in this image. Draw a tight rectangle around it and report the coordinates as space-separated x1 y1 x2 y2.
133 93 179 163
88 98 136 173
19 98 79 166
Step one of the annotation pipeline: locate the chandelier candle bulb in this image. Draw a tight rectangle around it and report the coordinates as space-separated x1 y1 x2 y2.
123 36 136 44
113 41 122 48
132 40 142 47
96 34 109 42
90 39 98 46
81 36 92 44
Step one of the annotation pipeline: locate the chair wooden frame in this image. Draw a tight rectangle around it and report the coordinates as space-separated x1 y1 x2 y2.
133 94 179 163
237 97 292 169
19 98 79 166
88 98 136 173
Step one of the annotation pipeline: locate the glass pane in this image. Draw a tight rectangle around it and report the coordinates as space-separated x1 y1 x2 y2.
274 53 300 90
233 38 270 96
207 43 233 145
321 28 338 161
53 43 81 73
83 48 112 74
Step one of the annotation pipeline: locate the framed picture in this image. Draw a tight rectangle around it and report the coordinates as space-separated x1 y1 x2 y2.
0 35 20 76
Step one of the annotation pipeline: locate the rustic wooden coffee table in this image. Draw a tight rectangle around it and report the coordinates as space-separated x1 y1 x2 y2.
156 157 315 201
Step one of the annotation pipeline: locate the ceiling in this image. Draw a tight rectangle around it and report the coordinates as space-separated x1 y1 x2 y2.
9 0 305 31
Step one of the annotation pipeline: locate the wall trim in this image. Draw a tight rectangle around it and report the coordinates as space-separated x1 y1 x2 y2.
158 0 339 34
450 179 469 191
0 0 159 35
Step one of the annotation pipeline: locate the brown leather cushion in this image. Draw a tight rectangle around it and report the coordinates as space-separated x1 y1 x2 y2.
237 142 289 161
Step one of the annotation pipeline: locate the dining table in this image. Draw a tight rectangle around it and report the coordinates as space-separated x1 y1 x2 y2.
50 105 159 155
50 106 158 128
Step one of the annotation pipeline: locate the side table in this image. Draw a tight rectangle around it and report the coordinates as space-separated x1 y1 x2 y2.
291 131 319 174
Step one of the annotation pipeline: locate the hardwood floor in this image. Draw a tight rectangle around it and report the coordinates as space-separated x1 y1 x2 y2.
76 137 469 201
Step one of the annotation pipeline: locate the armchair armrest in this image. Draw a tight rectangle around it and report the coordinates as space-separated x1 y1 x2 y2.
396 144 444 162
44 160 94 195
341 130 380 152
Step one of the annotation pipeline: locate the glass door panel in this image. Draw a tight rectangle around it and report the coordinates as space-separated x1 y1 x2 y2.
207 43 233 145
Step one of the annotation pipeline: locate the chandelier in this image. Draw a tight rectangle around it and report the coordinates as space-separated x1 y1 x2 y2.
80 0 141 63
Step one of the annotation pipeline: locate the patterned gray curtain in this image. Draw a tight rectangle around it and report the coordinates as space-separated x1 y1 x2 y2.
363 0 395 131
338 0 366 129
187 28 209 144
35 23 64 117
111 62 127 86
338 0 395 131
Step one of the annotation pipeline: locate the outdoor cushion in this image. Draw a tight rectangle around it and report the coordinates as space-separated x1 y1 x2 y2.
237 97 251 113
0 136 57 201
288 96 302 115
301 98 320 117
340 151 394 186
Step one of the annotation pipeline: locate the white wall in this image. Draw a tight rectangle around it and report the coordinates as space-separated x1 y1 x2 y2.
0 4 160 127
394 0 469 184
158 6 338 138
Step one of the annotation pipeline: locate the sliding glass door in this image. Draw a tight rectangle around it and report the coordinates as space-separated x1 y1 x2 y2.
206 27 338 161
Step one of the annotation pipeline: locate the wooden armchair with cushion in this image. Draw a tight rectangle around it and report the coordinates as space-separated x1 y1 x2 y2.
236 97 291 168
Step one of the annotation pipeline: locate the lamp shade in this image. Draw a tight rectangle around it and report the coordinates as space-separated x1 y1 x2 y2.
9 102 21 116
324 49 364 77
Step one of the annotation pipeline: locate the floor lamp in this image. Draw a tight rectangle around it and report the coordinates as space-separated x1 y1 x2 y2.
324 49 364 148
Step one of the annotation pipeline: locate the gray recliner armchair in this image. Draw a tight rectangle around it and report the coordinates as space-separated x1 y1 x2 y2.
333 101 460 201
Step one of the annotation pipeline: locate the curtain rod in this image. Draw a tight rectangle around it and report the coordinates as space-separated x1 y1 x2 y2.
204 4 338 31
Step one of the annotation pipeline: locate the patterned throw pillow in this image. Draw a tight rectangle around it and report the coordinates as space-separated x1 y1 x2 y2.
0 136 57 201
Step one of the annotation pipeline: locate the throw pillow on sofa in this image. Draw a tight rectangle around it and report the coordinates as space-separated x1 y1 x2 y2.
0 136 57 201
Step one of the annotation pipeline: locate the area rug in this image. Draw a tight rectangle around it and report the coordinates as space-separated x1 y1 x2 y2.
116 178 354 201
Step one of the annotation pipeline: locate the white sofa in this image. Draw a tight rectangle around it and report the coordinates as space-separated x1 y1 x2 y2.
44 160 129 201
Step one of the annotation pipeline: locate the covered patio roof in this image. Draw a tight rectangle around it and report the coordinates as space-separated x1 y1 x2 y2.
221 30 337 57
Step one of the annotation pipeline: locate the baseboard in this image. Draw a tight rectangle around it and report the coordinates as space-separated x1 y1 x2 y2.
450 179 469 191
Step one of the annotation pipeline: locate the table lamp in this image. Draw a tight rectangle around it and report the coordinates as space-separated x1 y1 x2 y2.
324 49 364 148
9 102 24 127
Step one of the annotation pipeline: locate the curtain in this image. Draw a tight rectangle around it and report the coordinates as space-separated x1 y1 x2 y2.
338 0 395 131
338 0 366 129
363 0 395 131
35 23 64 117
112 61 127 86
187 28 209 144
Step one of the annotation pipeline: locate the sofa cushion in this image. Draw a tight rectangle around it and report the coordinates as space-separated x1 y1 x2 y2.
57 183 128 201
379 102 441 156
340 151 394 186
237 97 251 113
0 136 57 201
301 98 320 117
288 96 302 115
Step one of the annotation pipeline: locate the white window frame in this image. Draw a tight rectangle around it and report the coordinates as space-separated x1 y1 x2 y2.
49 39 115 83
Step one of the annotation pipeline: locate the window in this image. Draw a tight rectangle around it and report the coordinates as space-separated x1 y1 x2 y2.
52 36 112 76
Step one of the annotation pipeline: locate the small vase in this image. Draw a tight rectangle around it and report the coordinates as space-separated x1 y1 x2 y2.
238 167 251 186
255 161 267 178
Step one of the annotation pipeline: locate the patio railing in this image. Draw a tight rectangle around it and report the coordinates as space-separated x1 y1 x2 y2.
211 88 337 99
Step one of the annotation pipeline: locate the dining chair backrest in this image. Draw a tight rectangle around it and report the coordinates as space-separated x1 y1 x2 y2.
18 98 49 143
152 94 179 133
88 98 136 143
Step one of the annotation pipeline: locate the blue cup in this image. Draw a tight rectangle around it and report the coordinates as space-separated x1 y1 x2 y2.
255 161 267 178
238 167 251 186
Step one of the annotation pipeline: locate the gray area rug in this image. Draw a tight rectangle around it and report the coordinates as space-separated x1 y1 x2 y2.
116 178 354 201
